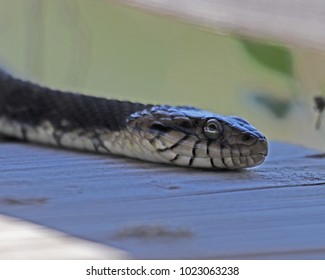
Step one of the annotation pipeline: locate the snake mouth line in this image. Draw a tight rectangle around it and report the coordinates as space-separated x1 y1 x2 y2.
160 151 266 169
258 152 268 157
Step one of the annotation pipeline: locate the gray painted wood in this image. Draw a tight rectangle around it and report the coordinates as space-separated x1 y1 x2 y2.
0 140 324 259
0 214 129 259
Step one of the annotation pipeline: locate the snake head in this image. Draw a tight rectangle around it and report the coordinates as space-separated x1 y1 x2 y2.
127 105 268 169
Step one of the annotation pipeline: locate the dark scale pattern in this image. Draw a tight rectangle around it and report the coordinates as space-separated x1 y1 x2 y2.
0 69 150 132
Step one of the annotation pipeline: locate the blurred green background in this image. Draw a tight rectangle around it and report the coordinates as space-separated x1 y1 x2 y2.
0 0 324 151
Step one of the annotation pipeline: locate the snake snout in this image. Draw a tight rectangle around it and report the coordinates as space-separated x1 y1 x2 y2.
249 138 268 166
228 130 268 168
253 138 268 155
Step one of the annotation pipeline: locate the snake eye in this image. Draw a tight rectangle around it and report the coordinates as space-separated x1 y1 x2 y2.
203 119 223 139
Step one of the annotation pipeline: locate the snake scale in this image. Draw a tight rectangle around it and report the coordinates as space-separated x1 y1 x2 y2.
0 68 268 169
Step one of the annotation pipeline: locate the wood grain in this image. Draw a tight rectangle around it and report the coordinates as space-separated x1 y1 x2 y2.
0 140 324 259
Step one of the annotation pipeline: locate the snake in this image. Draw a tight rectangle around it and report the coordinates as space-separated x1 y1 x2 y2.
0 68 268 169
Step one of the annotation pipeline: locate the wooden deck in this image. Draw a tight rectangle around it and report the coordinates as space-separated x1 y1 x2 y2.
0 214 128 259
0 140 324 259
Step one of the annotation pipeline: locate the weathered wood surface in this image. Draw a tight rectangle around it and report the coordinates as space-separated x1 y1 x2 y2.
0 214 128 259
117 0 325 50
0 140 324 259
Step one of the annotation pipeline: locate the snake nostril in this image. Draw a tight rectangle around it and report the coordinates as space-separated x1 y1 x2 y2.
241 134 253 143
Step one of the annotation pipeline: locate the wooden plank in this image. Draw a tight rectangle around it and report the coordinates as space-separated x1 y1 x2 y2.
0 214 128 259
116 0 325 50
0 140 324 259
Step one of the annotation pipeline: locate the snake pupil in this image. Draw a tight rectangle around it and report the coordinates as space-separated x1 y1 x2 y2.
207 123 217 131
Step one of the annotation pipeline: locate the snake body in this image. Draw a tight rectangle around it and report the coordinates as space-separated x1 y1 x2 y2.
0 69 268 169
